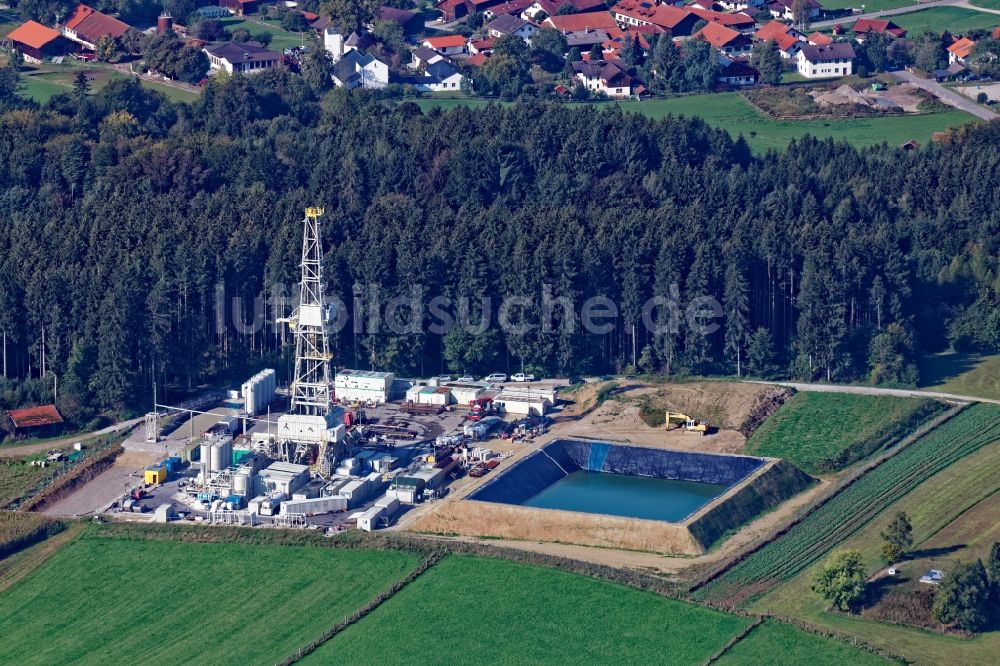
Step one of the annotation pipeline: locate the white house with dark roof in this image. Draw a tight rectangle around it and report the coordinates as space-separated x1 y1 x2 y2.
204 42 282 75
796 41 854 78
487 15 539 40
331 49 389 89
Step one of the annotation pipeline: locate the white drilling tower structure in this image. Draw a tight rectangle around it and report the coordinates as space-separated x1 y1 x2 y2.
275 207 342 471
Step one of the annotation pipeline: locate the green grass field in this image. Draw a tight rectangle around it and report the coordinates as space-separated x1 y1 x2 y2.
746 392 940 473
0 457 54 505
310 554 751 665
969 0 1000 8
0 536 420 664
918 351 1000 400
412 94 978 153
819 0 916 11
756 442 1000 665
889 7 1000 34
218 17 313 51
17 65 200 105
716 619 891 665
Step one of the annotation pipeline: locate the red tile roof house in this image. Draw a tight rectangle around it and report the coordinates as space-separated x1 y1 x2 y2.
851 18 907 41
610 1 703 37
4 405 64 438
694 21 752 57
422 34 469 55
523 0 607 20
7 20 70 64
434 0 507 22
947 37 975 65
544 11 620 33
60 4 129 51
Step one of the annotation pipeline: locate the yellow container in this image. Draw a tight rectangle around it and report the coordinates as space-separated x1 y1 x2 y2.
144 466 166 485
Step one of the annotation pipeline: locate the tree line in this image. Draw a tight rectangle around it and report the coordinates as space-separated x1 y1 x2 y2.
0 67 997 420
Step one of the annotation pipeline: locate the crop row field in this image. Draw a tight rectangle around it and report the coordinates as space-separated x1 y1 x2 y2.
746 392 943 474
0 526 892 665
696 404 1000 604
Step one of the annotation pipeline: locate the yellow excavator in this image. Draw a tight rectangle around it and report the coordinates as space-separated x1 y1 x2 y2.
665 411 710 436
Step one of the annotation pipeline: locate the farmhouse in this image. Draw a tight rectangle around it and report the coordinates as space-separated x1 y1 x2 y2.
6 20 69 64
524 0 606 19
797 41 854 78
611 1 702 36
691 8 756 32
851 18 907 41
415 61 464 91
807 31 832 46
60 4 130 51
204 42 282 75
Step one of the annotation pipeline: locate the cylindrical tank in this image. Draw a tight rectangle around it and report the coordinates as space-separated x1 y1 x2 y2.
200 442 212 468
245 380 257 417
156 13 172 35
233 472 249 496
216 439 232 471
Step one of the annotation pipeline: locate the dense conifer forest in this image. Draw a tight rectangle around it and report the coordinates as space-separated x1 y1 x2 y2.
0 71 997 419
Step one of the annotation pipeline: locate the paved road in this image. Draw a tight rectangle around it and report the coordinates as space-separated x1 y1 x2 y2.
812 0 962 28
956 0 1000 14
891 69 999 120
745 380 1000 405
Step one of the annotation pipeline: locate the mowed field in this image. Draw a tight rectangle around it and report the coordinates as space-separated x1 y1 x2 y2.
755 441 1000 664
819 0 914 10
306 554 881 665
17 66 199 105
745 392 941 473
0 535 420 664
715 619 890 666
218 17 312 51
918 351 1000 401
889 6 1000 33
412 94 978 152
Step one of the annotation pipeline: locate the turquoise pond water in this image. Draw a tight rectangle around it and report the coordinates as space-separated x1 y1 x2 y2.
521 470 728 522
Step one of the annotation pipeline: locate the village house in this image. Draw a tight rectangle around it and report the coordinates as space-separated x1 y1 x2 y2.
416 61 464 91
332 49 390 89
753 20 803 58
718 59 758 85
947 37 975 65
483 0 535 19
6 20 69 64
468 36 497 54
204 42 282 75
60 4 129 51
767 0 822 21
796 41 854 78
422 34 469 56
694 22 752 57
565 28 613 50
523 0 606 18
435 0 506 22
411 45 448 69
806 31 832 46
487 15 539 41
545 11 620 33
572 59 637 98
610 1 702 36
851 18 907 41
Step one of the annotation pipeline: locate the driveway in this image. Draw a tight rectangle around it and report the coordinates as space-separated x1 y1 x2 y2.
890 69 998 120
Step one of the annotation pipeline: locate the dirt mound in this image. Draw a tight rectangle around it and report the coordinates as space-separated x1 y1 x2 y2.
738 387 792 438
625 382 778 430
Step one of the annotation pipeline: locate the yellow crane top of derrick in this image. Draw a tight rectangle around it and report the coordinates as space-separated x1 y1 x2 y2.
305 207 324 219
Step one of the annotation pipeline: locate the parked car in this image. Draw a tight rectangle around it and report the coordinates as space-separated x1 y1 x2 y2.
456 375 474 383
484 373 507 383
434 374 451 382
511 373 535 382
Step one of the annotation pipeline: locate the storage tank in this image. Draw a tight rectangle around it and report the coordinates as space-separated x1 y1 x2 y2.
233 472 249 496
210 439 232 472
200 442 213 469
245 379 258 416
